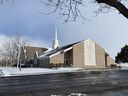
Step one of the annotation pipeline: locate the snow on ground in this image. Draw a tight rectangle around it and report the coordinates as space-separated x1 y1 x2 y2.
0 67 82 77
118 63 128 69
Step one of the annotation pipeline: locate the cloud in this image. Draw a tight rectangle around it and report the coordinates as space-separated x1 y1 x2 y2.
0 34 10 47
30 38 52 48
0 0 128 59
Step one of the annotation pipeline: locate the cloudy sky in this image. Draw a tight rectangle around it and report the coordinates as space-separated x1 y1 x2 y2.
0 0 128 58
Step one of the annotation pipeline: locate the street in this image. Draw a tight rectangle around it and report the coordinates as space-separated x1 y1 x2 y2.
1 69 128 96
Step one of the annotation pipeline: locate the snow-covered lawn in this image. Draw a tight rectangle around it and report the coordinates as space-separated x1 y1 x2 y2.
0 67 82 77
118 63 128 69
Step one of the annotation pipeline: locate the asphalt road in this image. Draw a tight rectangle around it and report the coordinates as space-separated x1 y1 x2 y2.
1 69 128 96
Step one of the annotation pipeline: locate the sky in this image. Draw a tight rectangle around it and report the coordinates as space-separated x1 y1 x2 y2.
0 0 128 58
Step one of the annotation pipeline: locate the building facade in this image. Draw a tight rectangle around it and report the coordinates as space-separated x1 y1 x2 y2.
38 39 115 69
20 46 48 67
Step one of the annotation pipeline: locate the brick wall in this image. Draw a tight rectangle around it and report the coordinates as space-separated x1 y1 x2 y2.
107 56 115 67
73 42 85 68
95 43 106 68
50 53 64 64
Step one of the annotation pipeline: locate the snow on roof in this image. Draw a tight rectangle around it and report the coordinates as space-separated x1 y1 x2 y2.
39 41 80 58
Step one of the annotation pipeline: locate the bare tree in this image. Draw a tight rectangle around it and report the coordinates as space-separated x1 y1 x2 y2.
1 0 128 21
41 0 128 22
0 33 30 67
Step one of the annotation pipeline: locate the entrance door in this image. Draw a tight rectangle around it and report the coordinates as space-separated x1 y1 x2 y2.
64 58 73 67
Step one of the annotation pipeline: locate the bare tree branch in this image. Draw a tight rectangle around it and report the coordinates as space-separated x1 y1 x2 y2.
41 0 86 22
1 0 128 21
42 0 128 21
0 0 14 5
96 0 128 19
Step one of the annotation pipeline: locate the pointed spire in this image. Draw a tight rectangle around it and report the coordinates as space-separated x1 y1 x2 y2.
52 26 59 49
55 26 57 40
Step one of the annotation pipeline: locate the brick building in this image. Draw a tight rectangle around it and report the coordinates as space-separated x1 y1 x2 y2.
38 39 115 69
19 46 47 67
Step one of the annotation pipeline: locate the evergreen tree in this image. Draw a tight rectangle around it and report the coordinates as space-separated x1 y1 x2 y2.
115 45 128 63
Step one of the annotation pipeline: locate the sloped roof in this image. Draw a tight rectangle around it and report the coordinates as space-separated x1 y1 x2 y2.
24 46 48 60
39 41 81 58
39 39 112 59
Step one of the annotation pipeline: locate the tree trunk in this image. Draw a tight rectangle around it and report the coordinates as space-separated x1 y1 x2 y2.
96 0 128 19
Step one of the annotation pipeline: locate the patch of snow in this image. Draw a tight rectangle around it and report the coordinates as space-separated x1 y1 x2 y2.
119 63 128 69
52 93 88 96
44 48 52 53
0 67 82 77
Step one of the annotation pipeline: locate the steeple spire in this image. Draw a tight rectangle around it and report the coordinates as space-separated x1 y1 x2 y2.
55 27 57 40
52 26 59 49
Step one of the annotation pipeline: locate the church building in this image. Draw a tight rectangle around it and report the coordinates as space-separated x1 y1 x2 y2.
38 29 115 69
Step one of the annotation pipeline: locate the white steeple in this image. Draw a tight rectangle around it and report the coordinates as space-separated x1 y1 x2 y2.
52 27 59 49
